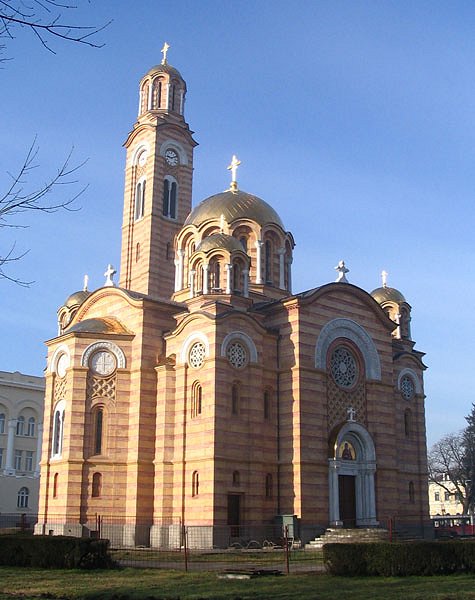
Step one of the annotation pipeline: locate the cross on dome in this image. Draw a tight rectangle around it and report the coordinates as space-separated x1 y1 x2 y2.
104 264 116 287
83 274 89 292
381 270 388 288
227 155 241 192
161 42 170 65
335 260 349 283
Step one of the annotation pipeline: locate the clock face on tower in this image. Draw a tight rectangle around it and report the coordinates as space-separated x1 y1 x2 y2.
165 149 179 166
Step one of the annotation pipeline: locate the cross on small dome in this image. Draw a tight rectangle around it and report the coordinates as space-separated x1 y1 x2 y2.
161 42 170 65
227 155 241 192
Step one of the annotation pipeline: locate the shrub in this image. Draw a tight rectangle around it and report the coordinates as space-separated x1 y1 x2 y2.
0 535 115 569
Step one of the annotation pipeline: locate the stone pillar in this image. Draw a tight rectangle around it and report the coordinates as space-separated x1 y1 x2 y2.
203 263 209 294
243 269 249 298
148 82 153 110
189 270 196 299
328 460 342 527
5 419 17 475
177 249 185 291
138 90 143 116
287 256 293 293
179 90 185 115
166 83 170 110
34 423 43 477
278 248 286 289
225 264 232 294
255 240 264 284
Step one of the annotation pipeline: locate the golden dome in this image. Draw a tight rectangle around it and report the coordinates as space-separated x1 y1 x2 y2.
371 286 406 304
68 317 129 335
197 233 245 254
184 189 284 229
143 63 184 82
63 290 91 309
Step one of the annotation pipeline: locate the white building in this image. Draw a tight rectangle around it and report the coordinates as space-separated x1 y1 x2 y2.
0 370 45 517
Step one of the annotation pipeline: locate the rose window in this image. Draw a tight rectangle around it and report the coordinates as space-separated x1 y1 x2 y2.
330 346 358 388
400 375 415 400
189 342 206 369
227 342 247 369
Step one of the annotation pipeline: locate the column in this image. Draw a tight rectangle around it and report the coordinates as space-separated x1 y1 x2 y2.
174 258 180 292
328 460 342 527
189 270 196 299
34 423 43 477
5 419 17 475
243 269 249 298
225 264 232 294
278 248 286 289
177 249 185 291
203 263 209 294
166 82 170 110
287 256 293 293
147 82 153 110
138 90 143 116
255 240 264 284
179 90 185 115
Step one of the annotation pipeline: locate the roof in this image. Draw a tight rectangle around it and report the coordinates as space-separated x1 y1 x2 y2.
63 290 91 309
67 317 131 335
197 233 245 254
184 189 284 229
143 62 184 81
370 286 406 304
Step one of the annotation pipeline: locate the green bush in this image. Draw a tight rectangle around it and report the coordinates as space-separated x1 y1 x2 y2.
0 535 115 569
323 541 475 576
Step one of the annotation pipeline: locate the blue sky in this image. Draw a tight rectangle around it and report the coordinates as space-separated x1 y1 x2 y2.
1 1 474 446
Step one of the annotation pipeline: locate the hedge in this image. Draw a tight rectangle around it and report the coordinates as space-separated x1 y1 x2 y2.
0 535 115 569
323 541 475 576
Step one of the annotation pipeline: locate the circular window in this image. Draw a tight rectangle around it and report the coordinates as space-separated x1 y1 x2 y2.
90 350 116 376
330 346 358 388
227 342 247 369
56 353 69 378
400 375 415 400
189 342 206 369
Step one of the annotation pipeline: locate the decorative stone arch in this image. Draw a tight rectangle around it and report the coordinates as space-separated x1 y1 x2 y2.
81 341 126 369
159 140 188 165
49 344 71 375
397 368 423 395
316 318 381 380
221 331 258 364
179 332 210 365
328 421 378 528
131 142 150 166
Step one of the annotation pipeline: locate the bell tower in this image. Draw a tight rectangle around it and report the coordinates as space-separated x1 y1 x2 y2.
119 44 198 299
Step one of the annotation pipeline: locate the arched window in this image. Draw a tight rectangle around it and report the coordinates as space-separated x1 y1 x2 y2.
233 262 241 293
52 404 65 457
404 409 412 437
264 390 271 420
92 472 102 498
53 473 58 498
265 240 272 283
17 487 29 508
0 413 5 434
27 417 35 437
134 179 146 220
240 236 247 252
409 481 415 504
265 474 273 498
191 383 202 418
192 471 199 497
162 177 177 219
94 408 104 455
231 383 240 415
136 242 140 262
171 84 176 111
16 416 25 436
211 262 221 291
156 80 162 108
232 471 240 487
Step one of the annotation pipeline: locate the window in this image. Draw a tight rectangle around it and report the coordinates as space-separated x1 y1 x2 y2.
94 408 104 455
92 472 102 498
191 383 202 418
264 390 271 420
156 80 162 108
16 416 25 436
211 261 221 290
232 471 240 487
434 491 440 501
400 375 415 400
27 417 35 437
136 242 140 262
231 383 240 415
265 473 273 498
14 450 22 470
25 451 34 472
52 402 65 457
409 481 415 504
0 413 5 434
192 471 199 497
233 262 241 292
53 473 58 498
330 346 358 388
0 448 3 468
227 342 247 369
265 240 272 283
445 491 450 501
134 180 146 220
17 487 29 509
162 177 177 219
189 342 206 369
239 236 247 252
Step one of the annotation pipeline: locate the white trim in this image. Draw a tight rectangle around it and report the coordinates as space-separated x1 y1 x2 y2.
49 344 71 375
221 331 258 363
81 341 126 369
397 368 422 394
315 318 381 380
179 332 210 365
159 140 188 165
131 142 150 167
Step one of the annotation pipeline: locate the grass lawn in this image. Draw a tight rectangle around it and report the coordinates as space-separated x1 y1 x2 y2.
1 567 475 599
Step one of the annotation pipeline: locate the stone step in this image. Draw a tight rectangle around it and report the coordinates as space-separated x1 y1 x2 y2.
305 528 389 550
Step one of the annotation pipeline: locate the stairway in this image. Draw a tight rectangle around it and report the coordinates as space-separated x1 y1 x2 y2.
305 527 389 549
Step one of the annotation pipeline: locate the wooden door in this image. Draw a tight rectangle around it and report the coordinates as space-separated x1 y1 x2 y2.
339 475 356 528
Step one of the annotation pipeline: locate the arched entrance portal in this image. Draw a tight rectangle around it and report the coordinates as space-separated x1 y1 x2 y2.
328 422 378 528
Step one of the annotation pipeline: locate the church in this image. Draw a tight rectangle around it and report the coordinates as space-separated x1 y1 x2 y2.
37 47 431 547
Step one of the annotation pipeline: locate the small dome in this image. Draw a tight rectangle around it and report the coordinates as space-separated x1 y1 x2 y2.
63 290 91 309
185 189 284 229
143 62 184 82
67 317 129 335
197 233 245 254
371 286 406 304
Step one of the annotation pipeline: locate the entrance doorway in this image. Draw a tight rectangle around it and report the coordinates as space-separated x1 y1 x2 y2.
338 475 356 527
227 494 241 536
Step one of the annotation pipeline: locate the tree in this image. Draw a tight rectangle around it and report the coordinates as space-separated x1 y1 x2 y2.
463 403 475 515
